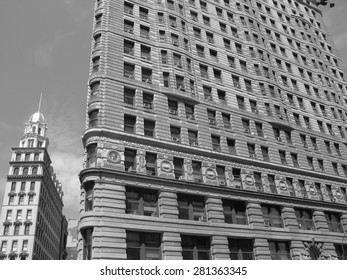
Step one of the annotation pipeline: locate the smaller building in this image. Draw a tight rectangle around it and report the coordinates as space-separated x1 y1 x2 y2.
0 108 66 260
65 219 78 260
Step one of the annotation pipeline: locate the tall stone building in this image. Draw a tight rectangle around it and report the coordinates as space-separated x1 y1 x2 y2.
0 108 67 260
78 0 347 260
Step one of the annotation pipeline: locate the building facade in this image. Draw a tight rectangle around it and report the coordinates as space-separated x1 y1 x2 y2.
0 109 67 260
65 219 78 260
78 0 347 260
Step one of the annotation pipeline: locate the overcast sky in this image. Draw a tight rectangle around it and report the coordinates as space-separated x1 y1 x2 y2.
0 0 346 220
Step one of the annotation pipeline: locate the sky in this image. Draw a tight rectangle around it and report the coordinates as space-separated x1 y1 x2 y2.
0 0 347 220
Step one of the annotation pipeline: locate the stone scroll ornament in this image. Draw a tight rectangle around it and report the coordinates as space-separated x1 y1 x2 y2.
333 186 346 204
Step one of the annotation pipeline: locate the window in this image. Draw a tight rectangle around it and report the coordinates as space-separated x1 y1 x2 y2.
3 225 9 236
207 110 216 125
291 153 299 167
124 40 134 55
213 69 222 83
325 212 343 233
168 99 178 115
6 210 12 221
227 139 236 155
218 90 226 103
84 181 94 212
1 241 7 253
200 64 209 79
173 157 184 179
140 25 150 39
188 130 198 146
124 87 135 106
178 194 205 221
279 150 287 165
11 241 18 252
140 45 151 61
126 186 158 216
247 143 256 158
261 146 269 161
222 113 230 128
334 244 347 260
261 205 283 228
181 235 210 260
124 148 136 171
250 100 257 113
23 167 28 175
95 14 102 27
228 239 254 260
124 63 135 78
124 115 136 133
144 119 155 137
82 228 93 260
223 200 247 225
268 241 291 260
26 210 32 220
295 208 314 230
242 119 250 133
237 96 245 110
88 110 99 128
142 68 152 83
163 72 170 87
211 135 221 151
145 153 157 176
127 231 161 260
86 144 97 168
170 126 181 142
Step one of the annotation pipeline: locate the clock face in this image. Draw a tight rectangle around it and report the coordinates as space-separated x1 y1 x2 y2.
107 151 120 163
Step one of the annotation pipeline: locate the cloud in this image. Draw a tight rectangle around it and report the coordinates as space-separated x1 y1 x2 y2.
34 31 62 68
63 0 93 25
50 151 82 218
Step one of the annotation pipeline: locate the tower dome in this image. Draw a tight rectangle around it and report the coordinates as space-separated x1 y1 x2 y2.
29 111 45 124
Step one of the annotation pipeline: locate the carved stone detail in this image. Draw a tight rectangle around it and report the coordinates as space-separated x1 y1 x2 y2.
275 174 290 196
241 169 256 191
261 173 271 193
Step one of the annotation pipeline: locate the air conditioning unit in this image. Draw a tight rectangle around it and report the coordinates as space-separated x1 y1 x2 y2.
235 83 241 89
192 18 197 21
179 175 185 180
128 166 137 173
229 63 235 68
187 115 195 120
208 119 216 125
126 29 134 33
171 137 180 142
151 211 159 217
276 137 282 141
199 216 207 222
234 34 239 38
125 10 133 15
124 74 134 79
169 109 177 115
264 221 270 227
176 62 182 68
173 41 179 46
191 141 198 146
244 128 250 133
141 55 150 60
249 154 256 158
207 38 214 43
298 223 302 229
219 180 226 186
170 23 177 27
143 103 152 109
178 85 185 91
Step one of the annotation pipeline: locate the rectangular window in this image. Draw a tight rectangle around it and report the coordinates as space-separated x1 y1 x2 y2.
181 235 210 260
228 239 254 260
170 126 181 142
261 146 269 161
223 200 247 225
173 157 184 179
124 148 136 171
268 241 291 260
178 194 205 221
325 212 343 233
126 186 158 216
124 87 135 106
145 153 157 176
211 135 221 151
188 130 198 146
295 208 315 230
261 205 283 228
227 139 236 155
126 231 161 260
144 119 155 137
124 115 136 133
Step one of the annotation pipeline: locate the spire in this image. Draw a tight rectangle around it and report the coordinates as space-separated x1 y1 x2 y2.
38 92 43 113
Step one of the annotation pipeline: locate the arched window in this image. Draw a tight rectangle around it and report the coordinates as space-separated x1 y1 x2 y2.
23 168 29 175
32 167 38 175
38 127 42 135
32 126 36 133
13 168 19 175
